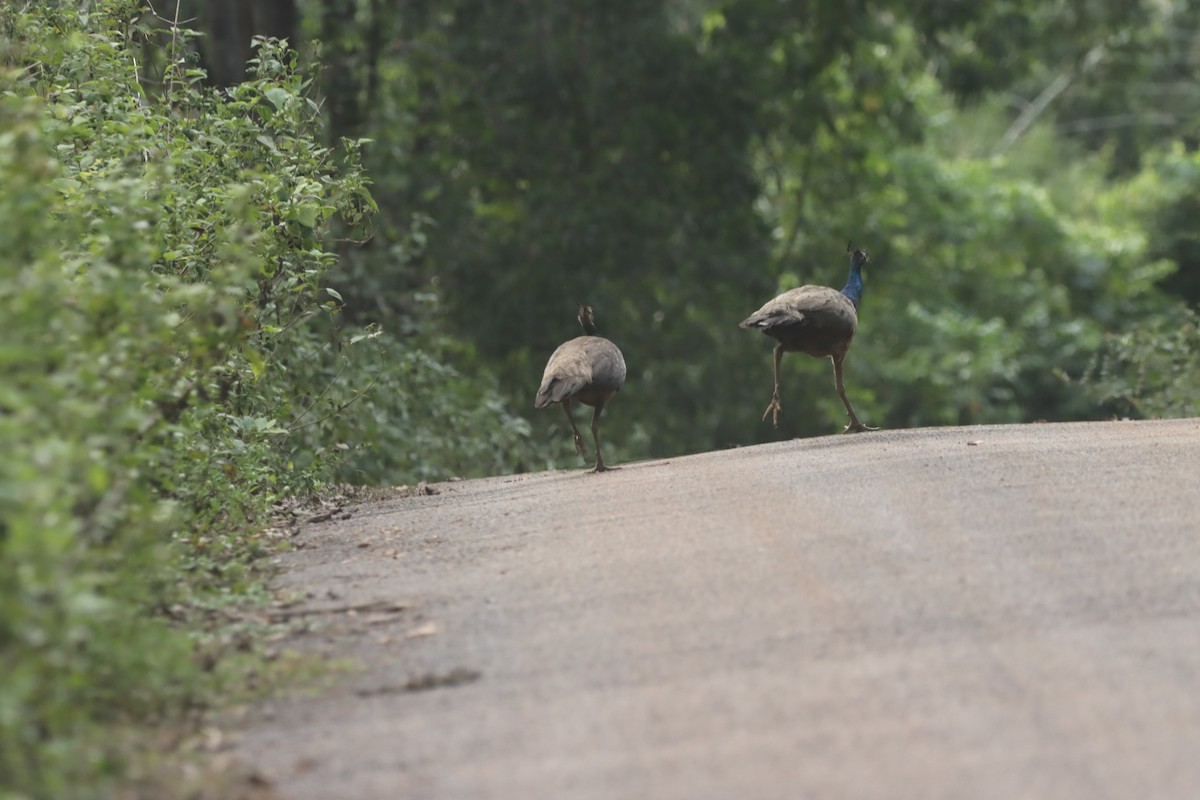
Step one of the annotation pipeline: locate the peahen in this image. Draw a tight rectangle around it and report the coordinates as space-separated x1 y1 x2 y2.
535 304 628 472
740 242 877 433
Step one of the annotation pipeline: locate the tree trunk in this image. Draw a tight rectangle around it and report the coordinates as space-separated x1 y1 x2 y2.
321 0 366 139
182 0 298 87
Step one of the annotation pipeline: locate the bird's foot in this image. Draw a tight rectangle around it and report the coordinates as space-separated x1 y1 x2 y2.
589 462 617 473
843 421 879 434
760 396 782 429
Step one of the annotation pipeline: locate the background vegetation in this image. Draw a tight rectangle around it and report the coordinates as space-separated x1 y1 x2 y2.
2 0 1198 796
177 0 1200 467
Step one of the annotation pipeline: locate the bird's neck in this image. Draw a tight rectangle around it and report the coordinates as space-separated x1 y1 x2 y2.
840 266 864 310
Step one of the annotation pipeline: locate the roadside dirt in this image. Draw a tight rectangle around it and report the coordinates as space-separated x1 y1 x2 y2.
231 419 1200 799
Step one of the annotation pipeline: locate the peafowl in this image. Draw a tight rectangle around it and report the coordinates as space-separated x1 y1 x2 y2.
535 304 628 472
740 242 877 433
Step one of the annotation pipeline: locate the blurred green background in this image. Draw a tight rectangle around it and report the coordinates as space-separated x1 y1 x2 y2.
185 0 1200 479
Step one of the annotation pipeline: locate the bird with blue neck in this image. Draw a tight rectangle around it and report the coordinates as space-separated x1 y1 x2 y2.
740 242 878 433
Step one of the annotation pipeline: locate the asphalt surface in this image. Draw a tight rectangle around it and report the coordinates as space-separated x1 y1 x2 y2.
238 419 1200 799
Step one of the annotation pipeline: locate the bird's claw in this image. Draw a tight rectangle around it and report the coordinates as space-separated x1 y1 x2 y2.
843 421 879 434
761 396 782 429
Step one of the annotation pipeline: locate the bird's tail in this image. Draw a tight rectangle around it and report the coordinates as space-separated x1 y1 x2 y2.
534 377 583 408
739 313 775 330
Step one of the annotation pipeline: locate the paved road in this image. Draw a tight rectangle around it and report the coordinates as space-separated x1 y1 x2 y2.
239 419 1200 799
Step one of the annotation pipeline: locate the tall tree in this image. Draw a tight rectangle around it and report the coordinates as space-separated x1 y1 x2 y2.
174 0 298 86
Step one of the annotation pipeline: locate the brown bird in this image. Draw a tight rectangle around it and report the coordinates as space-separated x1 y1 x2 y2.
535 304 627 472
740 242 877 433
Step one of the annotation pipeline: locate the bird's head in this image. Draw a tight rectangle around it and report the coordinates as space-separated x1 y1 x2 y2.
846 241 870 268
577 303 597 335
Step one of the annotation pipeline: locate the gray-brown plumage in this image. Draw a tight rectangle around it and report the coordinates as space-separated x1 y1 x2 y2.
535 304 627 472
740 243 877 433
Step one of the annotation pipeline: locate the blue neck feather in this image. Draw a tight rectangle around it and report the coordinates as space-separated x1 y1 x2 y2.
840 254 866 310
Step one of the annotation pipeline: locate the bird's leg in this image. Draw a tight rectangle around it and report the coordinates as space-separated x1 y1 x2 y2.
833 355 878 433
561 399 588 460
761 344 784 428
589 401 615 472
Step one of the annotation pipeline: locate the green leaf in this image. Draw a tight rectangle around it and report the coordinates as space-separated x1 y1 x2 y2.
245 349 266 380
295 204 319 228
264 87 292 110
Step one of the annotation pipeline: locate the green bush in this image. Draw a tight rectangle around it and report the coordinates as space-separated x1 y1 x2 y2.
286 322 543 483
0 5 545 790
0 3 472 795
1088 304 1200 419
0 75 213 797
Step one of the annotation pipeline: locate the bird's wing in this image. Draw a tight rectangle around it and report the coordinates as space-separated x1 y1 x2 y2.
583 338 627 391
740 286 855 331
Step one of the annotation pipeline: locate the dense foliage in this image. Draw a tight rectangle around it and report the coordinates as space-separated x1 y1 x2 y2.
0 3 528 796
171 0 1200 461
274 0 1197 461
